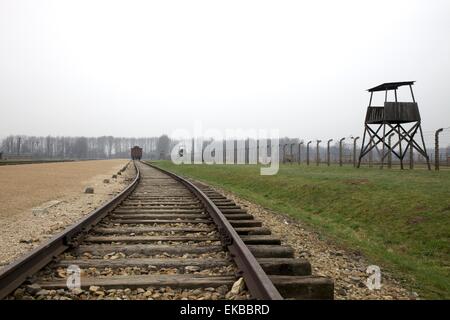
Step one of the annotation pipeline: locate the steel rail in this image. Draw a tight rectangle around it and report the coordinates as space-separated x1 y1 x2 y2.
144 161 283 300
0 161 140 299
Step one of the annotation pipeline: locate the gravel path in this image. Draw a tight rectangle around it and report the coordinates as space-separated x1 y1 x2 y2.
0 160 134 268
199 182 419 300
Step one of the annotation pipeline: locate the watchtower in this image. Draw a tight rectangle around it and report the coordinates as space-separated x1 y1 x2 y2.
357 81 430 169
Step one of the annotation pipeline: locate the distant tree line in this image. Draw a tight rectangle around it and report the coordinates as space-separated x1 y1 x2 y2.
0 135 175 160
2 134 447 164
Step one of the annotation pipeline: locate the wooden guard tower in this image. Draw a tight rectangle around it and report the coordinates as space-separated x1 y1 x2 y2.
357 81 430 169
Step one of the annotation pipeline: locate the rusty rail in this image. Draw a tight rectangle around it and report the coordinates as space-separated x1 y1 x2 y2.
0 160 283 300
0 161 141 299
144 161 283 300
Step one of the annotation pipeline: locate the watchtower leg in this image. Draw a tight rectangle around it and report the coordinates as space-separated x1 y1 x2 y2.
397 124 404 169
380 124 386 169
357 126 368 168
418 125 431 170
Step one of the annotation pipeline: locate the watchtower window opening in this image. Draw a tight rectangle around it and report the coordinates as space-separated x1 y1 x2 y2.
369 88 416 106
365 81 420 124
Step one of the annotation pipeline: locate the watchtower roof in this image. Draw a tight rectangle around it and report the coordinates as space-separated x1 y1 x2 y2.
367 81 415 92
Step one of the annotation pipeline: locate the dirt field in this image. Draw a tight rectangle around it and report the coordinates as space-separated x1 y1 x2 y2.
0 160 128 218
0 160 134 268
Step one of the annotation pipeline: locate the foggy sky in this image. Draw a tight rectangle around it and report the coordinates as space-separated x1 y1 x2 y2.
1 0 449 141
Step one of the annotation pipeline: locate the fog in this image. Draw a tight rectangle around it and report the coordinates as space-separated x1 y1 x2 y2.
1 0 449 140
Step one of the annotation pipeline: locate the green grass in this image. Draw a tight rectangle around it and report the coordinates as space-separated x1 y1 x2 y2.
150 161 450 299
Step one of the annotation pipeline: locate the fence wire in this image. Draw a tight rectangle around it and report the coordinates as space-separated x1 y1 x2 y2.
173 127 450 170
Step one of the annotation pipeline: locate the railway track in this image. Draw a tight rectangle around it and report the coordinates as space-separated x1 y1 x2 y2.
0 161 333 300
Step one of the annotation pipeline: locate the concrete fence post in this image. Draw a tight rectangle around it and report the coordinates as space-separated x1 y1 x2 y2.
191 138 195 164
248 138 252 165
316 140 322 166
256 140 259 164
233 140 238 164
339 138 345 167
223 140 226 164
352 136 360 167
245 140 248 165
298 142 303 165
306 141 312 166
435 128 444 171
290 143 295 165
201 141 205 164
327 139 333 166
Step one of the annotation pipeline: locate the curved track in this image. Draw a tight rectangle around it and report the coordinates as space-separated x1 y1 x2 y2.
0 161 333 300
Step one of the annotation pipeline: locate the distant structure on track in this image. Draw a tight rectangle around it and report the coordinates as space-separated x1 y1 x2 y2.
130 146 143 160
357 81 430 169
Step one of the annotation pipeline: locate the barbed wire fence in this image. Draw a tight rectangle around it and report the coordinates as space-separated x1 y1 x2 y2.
182 126 450 171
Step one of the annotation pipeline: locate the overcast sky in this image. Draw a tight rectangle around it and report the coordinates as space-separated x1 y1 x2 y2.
1 0 449 140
